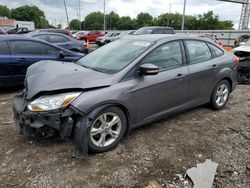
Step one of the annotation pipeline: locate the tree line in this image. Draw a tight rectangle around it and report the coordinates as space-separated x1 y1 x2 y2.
0 4 234 30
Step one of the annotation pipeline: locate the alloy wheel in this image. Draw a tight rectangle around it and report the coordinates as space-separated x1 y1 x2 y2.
90 113 122 147
215 83 229 107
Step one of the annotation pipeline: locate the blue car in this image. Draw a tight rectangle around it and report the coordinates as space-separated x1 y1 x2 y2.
27 32 88 54
0 35 83 87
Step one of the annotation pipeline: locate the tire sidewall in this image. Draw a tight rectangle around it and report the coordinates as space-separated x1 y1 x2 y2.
211 80 230 110
87 107 127 153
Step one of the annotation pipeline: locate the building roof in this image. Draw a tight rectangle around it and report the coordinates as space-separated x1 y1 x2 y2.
0 19 15 27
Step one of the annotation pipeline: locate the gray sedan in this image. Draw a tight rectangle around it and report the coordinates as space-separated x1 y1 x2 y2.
13 34 238 158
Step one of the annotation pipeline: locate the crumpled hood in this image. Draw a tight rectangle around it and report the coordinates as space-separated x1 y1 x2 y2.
25 60 114 99
233 46 250 53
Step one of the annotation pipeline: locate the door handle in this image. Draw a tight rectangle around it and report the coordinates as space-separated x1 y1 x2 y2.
176 73 186 80
212 64 218 69
176 73 185 78
16 58 27 62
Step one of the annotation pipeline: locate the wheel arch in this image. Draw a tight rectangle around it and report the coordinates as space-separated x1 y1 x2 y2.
86 102 131 132
221 77 233 92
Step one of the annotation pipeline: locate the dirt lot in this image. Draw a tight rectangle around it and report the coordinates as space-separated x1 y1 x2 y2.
0 86 249 188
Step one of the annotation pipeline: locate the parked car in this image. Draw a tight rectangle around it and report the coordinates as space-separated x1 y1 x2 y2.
0 28 6 35
7 27 32 34
198 34 224 49
0 35 83 87
133 26 175 35
72 31 87 38
117 30 135 38
39 29 73 37
13 34 238 158
233 40 250 84
29 32 88 54
77 30 104 42
95 32 122 46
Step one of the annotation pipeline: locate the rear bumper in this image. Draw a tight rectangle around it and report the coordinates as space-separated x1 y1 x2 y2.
13 93 75 139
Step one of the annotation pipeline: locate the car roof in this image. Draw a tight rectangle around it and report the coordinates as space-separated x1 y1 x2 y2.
140 26 174 29
30 32 71 38
122 34 213 44
0 35 30 41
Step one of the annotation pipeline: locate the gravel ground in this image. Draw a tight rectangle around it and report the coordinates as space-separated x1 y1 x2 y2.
0 86 249 188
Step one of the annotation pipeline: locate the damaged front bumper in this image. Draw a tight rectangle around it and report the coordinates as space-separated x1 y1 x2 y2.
13 93 74 139
13 92 89 159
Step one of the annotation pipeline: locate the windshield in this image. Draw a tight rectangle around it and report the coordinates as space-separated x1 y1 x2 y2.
76 39 153 74
134 28 153 35
105 32 113 37
245 40 250 46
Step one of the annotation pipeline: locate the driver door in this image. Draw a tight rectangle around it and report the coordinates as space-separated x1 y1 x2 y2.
128 40 189 123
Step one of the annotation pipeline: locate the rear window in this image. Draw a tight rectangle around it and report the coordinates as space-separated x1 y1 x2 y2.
209 43 224 57
0 41 10 55
186 40 212 64
33 35 47 41
48 35 69 43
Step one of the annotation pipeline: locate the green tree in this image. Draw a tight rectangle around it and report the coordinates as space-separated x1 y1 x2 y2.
106 11 120 30
69 19 81 30
0 5 11 18
84 12 104 30
11 5 49 28
118 16 137 30
155 13 182 29
136 12 153 28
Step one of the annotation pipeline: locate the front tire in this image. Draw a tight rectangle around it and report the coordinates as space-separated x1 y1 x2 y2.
210 80 230 110
87 107 127 153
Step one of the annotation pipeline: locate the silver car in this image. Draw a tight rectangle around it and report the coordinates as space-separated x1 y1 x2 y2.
95 32 122 46
13 34 238 158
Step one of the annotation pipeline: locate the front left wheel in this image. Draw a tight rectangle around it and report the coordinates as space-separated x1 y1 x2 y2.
87 107 127 153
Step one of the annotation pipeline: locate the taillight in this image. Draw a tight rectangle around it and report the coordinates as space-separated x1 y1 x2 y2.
233 56 239 65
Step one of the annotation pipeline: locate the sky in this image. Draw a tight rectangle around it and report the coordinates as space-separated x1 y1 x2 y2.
0 0 242 28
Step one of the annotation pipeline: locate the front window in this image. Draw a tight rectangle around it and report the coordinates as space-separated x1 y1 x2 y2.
9 40 60 56
76 39 153 74
140 41 183 71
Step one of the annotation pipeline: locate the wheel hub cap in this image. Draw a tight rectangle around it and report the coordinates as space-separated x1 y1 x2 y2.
215 83 229 107
90 112 122 147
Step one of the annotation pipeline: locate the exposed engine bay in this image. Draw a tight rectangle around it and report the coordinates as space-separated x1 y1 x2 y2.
233 50 250 84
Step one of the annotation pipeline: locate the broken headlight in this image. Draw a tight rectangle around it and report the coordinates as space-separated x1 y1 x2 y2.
27 92 81 112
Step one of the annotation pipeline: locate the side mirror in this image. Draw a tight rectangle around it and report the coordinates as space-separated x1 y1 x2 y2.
140 63 159 76
59 51 65 58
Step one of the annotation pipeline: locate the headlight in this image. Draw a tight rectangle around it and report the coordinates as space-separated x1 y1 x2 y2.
27 92 81 112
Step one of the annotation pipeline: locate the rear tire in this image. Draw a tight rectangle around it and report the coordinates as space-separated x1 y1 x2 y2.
87 107 127 153
210 80 230 110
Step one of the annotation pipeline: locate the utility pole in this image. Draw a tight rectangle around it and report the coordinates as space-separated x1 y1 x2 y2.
167 3 172 26
103 0 106 32
181 0 186 30
63 0 70 29
79 0 81 30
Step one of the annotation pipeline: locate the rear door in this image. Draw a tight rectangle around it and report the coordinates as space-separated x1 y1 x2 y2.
9 40 62 82
0 41 12 85
185 40 220 104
